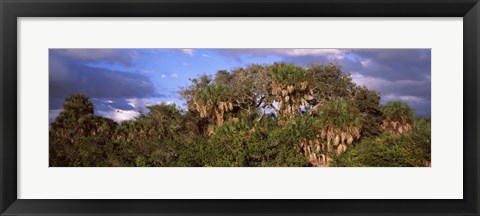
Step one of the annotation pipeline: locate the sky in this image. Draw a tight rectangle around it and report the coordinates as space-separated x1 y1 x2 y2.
49 48 431 123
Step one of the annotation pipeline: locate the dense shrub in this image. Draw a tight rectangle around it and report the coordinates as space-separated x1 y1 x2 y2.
332 118 431 167
352 86 383 137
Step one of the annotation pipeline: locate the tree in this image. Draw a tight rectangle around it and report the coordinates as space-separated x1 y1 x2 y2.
111 103 184 166
181 74 212 115
224 65 270 117
61 94 94 117
352 86 383 137
381 101 415 135
181 75 234 126
178 62 374 166
266 63 314 124
314 100 362 162
49 61 429 168
181 65 268 127
49 94 117 166
307 63 356 110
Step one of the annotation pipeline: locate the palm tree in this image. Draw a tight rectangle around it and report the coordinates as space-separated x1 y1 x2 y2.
267 63 314 125
381 101 414 136
49 94 117 166
315 100 362 162
297 100 363 167
193 84 234 126
50 94 96 137
61 94 94 117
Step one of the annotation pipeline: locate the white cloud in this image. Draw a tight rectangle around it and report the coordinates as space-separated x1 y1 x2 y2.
182 62 188 66
202 54 210 58
161 74 166 78
359 58 387 73
360 59 371 67
103 98 181 122
181 49 194 56
96 107 140 123
171 73 178 78
351 73 424 91
108 109 140 122
217 48 347 60
126 98 138 108
280 49 344 57
382 94 425 103
125 97 174 111
350 73 390 90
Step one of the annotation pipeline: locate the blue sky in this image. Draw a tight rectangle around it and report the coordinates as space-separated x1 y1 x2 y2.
49 49 431 122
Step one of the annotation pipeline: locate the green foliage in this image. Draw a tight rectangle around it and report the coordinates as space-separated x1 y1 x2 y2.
61 94 94 118
307 63 355 104
199 84 230 103
353 86 383 137
49 62 430 167
49 94 117 167
196 119 309 167
332 118 431 167
268 63 309 85
315 100 362 131
382 101 415 124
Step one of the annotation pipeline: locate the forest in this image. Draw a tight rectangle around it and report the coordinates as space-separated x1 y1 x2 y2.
49 62 431 167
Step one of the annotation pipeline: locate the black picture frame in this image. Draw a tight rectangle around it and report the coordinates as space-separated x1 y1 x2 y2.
1 0 479 215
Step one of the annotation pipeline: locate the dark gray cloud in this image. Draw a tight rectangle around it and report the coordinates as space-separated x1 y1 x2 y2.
53 49 139 66
49 49 163 117
350 73 431 100
341 49 431 81
281 55 332 67
341 49 431 116
50 52 158 99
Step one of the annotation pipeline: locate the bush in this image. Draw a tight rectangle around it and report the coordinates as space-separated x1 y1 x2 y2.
332 118 431 167
199 119 309 167
382 101 415 124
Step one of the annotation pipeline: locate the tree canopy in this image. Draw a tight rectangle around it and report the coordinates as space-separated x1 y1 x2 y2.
49 62 430 167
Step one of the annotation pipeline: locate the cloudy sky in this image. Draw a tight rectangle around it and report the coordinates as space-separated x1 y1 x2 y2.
49 48 431 123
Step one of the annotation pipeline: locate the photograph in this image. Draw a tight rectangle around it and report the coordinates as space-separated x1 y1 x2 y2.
3 0 477 214
48 48 431 167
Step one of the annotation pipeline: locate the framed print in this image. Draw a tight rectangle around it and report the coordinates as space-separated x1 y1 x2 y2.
1 0 479 215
